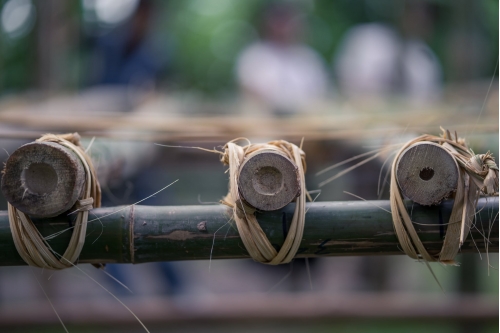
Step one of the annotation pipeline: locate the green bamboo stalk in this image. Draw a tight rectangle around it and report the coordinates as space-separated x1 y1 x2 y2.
0 198 497 266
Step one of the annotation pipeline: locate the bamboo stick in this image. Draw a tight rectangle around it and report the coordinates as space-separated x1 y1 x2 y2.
0 294 497 327
0 198 496 266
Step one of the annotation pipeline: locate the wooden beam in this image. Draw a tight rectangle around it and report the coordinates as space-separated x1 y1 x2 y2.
0 198 496 266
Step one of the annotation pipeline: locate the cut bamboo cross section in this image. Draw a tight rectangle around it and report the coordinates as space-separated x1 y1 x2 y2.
238 150 301 211
0 199 496 266
396 142 459 206
1 141 86 218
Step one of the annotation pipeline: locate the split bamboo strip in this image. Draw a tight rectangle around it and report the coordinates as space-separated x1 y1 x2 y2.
0 198 496 266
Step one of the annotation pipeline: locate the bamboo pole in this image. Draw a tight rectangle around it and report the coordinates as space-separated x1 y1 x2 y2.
0 96 498 143
0 198 496 266
0 294 497 327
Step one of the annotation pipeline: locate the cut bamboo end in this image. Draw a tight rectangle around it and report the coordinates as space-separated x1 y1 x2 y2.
396 142 459 206
1 141 85 218
238 149 300 211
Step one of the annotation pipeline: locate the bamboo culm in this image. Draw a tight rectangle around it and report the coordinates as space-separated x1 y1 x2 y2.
0 198 497 266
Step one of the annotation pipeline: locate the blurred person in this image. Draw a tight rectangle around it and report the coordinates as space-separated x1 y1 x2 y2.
235 3 328 288
399 1 442 103
236 3 330 116
332 3 443 293
83 0 183 297
87 0 166 92
334 23 400 100
83 0 166 213
82 0 170 114
334 3 442 104
84 0 165 209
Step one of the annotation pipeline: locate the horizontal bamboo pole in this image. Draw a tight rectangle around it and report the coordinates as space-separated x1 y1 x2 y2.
0 198 497 266
1 95 498 143
0 294 497 327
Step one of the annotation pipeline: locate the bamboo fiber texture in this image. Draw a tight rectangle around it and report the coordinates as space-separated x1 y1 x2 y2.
390 128 498 264
7 133 101 269
220 139 307 265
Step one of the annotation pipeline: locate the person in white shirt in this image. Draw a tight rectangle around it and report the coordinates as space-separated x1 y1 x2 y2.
236 4 330 115
334 4 442 105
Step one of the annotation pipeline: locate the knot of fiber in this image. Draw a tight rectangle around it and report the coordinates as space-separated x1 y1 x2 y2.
220 140 245 166
74 198 95 213
467 152 499 195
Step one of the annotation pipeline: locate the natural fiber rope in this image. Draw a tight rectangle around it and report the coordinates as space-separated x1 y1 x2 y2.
8 133 101 269
220 139 307 265
390 128 498 264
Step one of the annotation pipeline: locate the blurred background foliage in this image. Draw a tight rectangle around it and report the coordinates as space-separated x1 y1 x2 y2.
0 0 498 96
